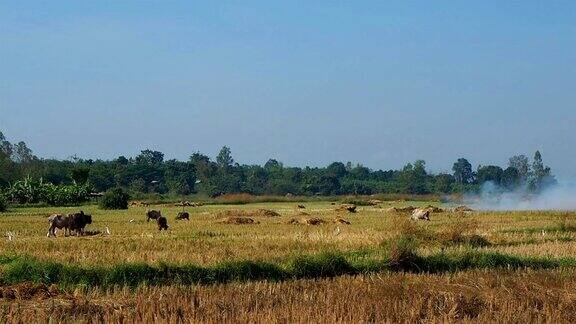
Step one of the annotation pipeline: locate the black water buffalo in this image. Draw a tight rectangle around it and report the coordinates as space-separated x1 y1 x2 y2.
157 216 169 231
146 210 162 222
176 211 190 221
68 211 93 235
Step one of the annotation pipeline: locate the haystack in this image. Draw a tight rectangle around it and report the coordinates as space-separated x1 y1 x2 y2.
333 218 351 225
304 217 326 225
336 204 357 213
367 199 383 206
287 217 326 225
386 206 417 213
175 201 203 207
454 205 474 212
425 205 445 213
217 209 280 218
219 217 258 225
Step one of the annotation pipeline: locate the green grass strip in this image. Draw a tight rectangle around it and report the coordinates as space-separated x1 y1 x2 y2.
1 250 575 288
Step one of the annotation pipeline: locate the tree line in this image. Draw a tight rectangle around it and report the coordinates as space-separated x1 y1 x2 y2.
0 131 556 201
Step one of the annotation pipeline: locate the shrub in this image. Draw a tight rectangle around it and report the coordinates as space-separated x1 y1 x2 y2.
0 194 6 212
439 215 486 247
289 252 355 279
387 236 420 271
393 218 435 243
99 188 130 210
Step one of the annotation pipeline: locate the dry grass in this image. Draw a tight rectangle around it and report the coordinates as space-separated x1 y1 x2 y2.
1 203 575 266
2 202 576 322
3 269 576 322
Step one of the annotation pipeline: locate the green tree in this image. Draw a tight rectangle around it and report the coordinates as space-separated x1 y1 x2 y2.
99 188 130 210
326 162 347 178
501 167 520 190
0 131 13 159
433 173 455 193
244 166 268 195
135 150 164 166
397 160 429 194
529 151 556 192
71 166 90 185
476 165 504 186
452 158 474 184
163 160 196 195
508 155 530 183
216 146 234 170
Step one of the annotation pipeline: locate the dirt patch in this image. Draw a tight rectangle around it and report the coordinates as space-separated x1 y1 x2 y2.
219 217 259 225
0 283 61 300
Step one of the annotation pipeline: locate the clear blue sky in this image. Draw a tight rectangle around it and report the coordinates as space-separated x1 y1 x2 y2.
1 1 575 178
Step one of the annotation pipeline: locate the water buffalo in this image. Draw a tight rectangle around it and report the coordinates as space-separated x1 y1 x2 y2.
47 214 70 237
411 208 431 221
157 216 169 231
176 211 189 221
146 210 162 222
68 211 93 236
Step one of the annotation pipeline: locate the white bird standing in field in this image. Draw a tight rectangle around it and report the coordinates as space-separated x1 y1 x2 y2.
5 231 15 242
105 226 111 235
129 219 135 223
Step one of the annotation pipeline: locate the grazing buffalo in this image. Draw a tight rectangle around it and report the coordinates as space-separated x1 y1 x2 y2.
146 210 162 222
47 211 93 237
411 208 431 221
68 211 93 236
157 216 169 231
176 211 190 221
47 214 71 237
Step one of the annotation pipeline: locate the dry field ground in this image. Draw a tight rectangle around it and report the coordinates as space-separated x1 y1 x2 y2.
2 200 576 322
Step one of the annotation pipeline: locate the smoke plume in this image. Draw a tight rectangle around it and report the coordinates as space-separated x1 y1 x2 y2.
469 181 576 211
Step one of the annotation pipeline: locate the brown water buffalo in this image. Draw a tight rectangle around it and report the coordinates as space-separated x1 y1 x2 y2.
47 214 70 237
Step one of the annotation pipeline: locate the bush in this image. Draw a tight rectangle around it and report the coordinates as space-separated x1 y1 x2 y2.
439 215 484 247
289 252 355 279
0 194 6 212
387 236 420 270
99 188 130 210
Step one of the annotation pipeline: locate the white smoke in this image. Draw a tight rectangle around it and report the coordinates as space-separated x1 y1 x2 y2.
469 181 576 211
